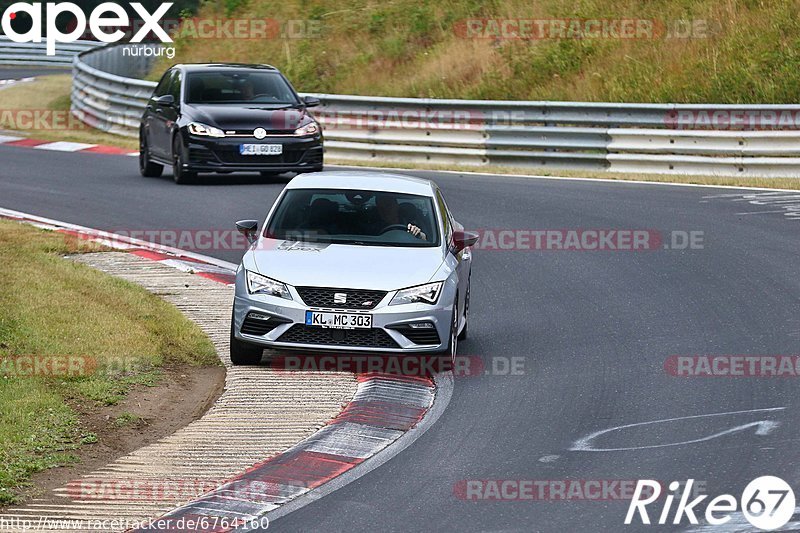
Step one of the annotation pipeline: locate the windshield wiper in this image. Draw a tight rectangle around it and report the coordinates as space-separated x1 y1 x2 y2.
334 240 405 247
244 103 300 109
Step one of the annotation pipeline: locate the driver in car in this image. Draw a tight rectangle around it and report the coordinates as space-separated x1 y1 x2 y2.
240 80 255 101
375 195 427 241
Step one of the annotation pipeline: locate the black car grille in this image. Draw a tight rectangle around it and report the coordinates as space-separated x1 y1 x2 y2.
228 130 296 137
296 287 387 310
240 312 288 336
388 324 441 345
188 147 216 163
305 150 323 164
215 150 304 165
277 325 399 349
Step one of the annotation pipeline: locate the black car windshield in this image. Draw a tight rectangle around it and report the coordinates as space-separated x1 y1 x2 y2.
266 189 441 247
185 71 300 105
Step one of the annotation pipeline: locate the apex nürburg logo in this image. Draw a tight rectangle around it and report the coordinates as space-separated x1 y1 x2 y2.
1 2 174 55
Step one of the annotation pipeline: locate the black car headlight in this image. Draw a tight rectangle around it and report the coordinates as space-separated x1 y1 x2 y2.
188 122 226 138
294 122 320 136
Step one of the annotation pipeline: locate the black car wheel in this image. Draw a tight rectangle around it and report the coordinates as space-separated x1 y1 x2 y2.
229 317 264 366
139 131 163 178
172 136 197 185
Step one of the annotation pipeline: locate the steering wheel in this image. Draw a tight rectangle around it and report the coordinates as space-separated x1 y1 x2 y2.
378 224 409 234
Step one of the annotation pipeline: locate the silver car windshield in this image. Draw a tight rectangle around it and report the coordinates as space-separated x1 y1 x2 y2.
266 189 441 247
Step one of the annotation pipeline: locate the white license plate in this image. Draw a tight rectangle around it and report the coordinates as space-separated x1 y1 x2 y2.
305 311 372 330
240 144 282 156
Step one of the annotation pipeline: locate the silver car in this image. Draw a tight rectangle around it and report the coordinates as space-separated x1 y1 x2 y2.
230 171 478 365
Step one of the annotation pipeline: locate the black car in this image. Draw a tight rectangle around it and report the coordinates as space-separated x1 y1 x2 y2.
139 63 323 184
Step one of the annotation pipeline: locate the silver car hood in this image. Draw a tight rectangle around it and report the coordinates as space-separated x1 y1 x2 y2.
247 239 445 290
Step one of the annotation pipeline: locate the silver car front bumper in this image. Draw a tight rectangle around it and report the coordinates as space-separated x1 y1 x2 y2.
232 272 454 354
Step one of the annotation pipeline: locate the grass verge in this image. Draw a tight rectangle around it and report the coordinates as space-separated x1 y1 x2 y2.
159 0 800 104
0 219 218 504
0 75 138 150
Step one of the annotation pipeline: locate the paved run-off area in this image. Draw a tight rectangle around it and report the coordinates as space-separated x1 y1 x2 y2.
0 252 358 531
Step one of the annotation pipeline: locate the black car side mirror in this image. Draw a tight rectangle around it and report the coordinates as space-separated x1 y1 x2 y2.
452 230 479 253
153 94 175 107
302 96 321 107
236 220 259 243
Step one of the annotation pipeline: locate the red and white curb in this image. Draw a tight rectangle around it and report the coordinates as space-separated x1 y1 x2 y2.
139 374 436 532
0 132 138 156
1 207 449 532
0 77 34 89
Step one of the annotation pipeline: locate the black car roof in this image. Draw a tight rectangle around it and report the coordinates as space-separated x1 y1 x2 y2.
178 63 279 72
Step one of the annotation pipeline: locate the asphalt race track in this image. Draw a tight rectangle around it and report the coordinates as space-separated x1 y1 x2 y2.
0 66 70 80
1 144 798 532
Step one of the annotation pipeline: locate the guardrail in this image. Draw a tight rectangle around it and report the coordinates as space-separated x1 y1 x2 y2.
70 44 800 178
71 43 162 136
0 36 98 66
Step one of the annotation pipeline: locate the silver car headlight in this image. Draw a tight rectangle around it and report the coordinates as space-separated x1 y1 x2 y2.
294 122 319 136
390 282 443 306
246 270 292 300
188 122 226 138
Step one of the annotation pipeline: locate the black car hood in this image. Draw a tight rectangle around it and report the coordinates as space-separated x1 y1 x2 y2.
184 104 309 133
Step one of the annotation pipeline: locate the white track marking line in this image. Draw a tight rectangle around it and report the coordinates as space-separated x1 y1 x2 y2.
0 134 23 144
705 191 800 219
34 141 98 152
735 210 794 215
570 407 786 452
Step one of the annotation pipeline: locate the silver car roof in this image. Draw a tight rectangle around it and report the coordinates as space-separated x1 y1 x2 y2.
285 171 436 196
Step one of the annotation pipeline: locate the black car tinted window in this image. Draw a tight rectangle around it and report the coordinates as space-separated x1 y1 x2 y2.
153 70 173 97
185 71 299 105
169 70 182 101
